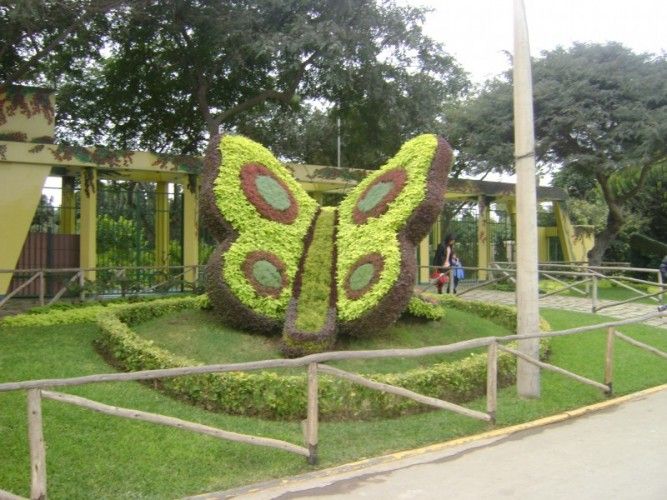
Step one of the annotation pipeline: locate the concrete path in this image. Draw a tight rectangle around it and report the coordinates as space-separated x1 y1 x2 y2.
456 288 667 329
197 386 667 499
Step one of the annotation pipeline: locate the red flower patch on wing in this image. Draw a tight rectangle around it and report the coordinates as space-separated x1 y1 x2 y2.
352 168 407 225
242 251 289 297
240 163 299 224
344 252 385 300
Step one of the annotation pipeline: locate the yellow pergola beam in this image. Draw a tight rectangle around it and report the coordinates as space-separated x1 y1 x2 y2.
60 176 76 234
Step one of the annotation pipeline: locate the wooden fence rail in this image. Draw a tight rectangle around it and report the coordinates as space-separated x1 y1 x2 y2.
421 262 665 312
0 310 665 500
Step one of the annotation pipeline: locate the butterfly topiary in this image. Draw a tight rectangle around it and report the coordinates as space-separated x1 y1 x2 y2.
201 134 452 357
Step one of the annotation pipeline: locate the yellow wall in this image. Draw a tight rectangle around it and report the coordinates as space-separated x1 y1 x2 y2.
0 87 56 295
0 163 51 295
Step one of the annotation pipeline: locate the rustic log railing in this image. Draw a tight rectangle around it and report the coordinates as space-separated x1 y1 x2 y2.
0 310 665 499
0 265 206 310
421 262 665 312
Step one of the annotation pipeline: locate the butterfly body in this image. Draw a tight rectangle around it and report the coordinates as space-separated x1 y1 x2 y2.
202 134 452 357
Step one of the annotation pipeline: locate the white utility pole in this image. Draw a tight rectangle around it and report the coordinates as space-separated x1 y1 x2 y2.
513 0 541 397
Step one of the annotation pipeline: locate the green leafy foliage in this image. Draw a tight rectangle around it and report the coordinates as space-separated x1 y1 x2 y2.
403 295 445 321
94 296 544 420
447 43 667 264
337 134 438 321
295 207 336 333
213 135 318 319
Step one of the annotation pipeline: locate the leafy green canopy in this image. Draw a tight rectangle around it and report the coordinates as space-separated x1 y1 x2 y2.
2 0 467 161
446 43 667 263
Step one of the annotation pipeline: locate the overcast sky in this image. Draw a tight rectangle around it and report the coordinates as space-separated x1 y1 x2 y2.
415 0 667 84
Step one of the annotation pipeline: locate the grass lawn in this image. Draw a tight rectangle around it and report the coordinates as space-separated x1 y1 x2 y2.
1 308 666 499
131 307 512 373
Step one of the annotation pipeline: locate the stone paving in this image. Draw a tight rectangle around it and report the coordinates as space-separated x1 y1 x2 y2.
455 287 667 329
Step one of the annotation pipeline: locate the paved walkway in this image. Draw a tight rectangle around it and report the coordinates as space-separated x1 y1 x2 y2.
193 386 667 499
456 288 667 329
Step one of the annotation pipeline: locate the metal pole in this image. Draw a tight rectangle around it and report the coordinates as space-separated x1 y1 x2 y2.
513 0 540 398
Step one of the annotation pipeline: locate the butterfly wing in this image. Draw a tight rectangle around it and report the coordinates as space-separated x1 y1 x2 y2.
201 135 319 333
336 134 452 335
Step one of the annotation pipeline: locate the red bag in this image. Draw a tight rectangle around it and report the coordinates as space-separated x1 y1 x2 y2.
431 272 449 285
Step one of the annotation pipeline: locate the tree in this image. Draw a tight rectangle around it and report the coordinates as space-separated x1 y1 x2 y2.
234 44 467 169
446 43 667 264
0 0 120 90
2 0 468 160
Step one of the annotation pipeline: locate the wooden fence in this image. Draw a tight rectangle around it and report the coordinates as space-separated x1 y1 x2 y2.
421 262 665 312
0 311 665 500
0 265 203 310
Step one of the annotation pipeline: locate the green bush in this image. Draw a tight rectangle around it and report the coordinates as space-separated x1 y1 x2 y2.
95 296 550 420
0 295 202 328
436 294 551 334
403 295 445 321
336 134 440 322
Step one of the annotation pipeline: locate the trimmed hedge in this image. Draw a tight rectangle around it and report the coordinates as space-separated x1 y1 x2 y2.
95 296 550 421
201 135 318 329
403 295 446 321
336 135 451 329
436 294 552 333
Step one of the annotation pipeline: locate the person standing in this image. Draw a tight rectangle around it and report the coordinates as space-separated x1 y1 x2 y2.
433 234 455 294
450 253 464 294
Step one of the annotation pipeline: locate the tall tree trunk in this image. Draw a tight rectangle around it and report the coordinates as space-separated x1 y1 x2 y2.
588 175 625 265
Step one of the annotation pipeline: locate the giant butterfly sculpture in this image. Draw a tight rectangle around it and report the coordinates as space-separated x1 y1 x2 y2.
201 134 452 357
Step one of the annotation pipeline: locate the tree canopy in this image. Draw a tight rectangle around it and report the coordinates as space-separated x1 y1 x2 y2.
446 42 667 264
1 0 468 164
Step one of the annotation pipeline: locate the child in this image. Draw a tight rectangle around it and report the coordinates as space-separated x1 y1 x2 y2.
450 253 464 294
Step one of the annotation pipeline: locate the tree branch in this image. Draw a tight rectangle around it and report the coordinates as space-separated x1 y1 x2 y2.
615 161 661 203
215 51 319 125
1 0 128 91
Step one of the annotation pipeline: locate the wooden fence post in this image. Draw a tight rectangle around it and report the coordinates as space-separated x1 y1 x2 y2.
38 272 45 307
486 342 498 424
604 327 615 394
591 275 598 313
306 363 318 465
78 268 85 301
27 389 47 500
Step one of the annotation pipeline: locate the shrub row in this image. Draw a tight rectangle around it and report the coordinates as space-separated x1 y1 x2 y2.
95 296 549 421
0 295 207 329
403 295 446 321
437 294 552 334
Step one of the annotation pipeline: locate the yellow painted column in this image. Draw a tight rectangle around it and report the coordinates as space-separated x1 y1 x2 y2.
418 236 430 283
554 201 576 263
477 196 492 280
59 176 76 234
183 176 199 285
155 182 170 270
79 168 97 282
537 227 549 262
0 163 51 295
